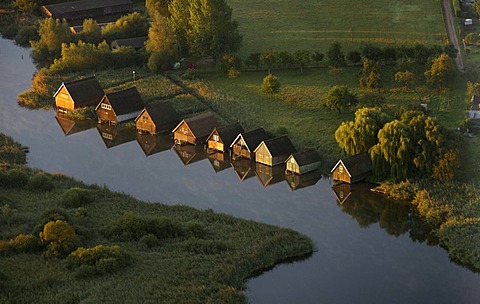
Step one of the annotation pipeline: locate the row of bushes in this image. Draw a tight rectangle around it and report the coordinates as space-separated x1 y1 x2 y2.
0 170 54 192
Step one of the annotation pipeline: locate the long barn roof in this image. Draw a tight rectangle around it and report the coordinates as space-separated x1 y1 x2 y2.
43 0 132 16
174 112 220 138
230 128 268 152
102 87 144 115
211 122 244 147
255 136 297 157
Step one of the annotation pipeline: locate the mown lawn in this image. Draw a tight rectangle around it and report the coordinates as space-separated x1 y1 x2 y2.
227 0 447 57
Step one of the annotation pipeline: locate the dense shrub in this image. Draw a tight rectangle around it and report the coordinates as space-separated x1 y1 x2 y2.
182 239 230 255
39 220 78 257
139 233 160 248
62 187 94 208
0 169 29 189
27 173 55 192
65 107 96 121
261 74 280 94
0 234 40 255
66 245 132 278
186 221 206 239
105 212 184 241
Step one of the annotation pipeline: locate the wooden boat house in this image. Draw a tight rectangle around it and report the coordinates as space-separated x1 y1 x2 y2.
96 87 144 125
254 136 297 166
285 149 322 175
330 153 372 184
41 0 132 22
207 122 244 153
230 128 268 160
172 112 220 145
111 36 148 51
54 76 104 113
135 101 180 134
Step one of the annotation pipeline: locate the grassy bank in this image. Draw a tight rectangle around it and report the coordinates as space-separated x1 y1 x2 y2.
0 133 313 303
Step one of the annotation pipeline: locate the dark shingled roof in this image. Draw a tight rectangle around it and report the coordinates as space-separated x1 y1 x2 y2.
111 36 147 50
290 149 321 166
235 128 268 151
471 95 480 111
43 0 132 16
105 87 144 115
212 122 244 147
261 136 297 157
183 112 219 138
334 153 372 177
56 76 104 108
139 101 180 131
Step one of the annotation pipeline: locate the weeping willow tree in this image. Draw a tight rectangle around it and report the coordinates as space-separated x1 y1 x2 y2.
335 108 458 181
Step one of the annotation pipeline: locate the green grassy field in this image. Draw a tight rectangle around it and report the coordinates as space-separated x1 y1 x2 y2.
192 67 466 167
227 0 447 57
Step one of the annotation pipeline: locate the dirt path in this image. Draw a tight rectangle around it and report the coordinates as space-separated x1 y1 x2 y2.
443 0 464 72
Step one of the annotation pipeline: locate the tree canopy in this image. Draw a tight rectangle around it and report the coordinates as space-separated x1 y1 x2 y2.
322 85 357 112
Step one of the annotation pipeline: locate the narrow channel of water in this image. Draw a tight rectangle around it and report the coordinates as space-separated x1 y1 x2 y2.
1 37 479 304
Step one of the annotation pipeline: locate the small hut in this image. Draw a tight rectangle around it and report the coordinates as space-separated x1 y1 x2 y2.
207 122 244 153
172 112 220 145
230 128 268 160
111 36 147 51
54 76 104 113
96 87 144 125
254 136 297 166
285 149 322 175
135 101 180 134
330 153 372 184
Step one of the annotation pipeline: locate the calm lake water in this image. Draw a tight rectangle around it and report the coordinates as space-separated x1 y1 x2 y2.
1 37 479 303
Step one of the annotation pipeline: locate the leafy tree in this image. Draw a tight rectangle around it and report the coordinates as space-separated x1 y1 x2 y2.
396 56 415 72
31 18 72 62
359 59 382 90
146 13 179 72
261 74 280 94
466 81 480 97
464 33 479 45
185 0 242 57
443 44 458 59
293 50 311 74
217 53 242 76
335 107 391 155
260 49 279 74
39 220 78 257
101 12 149 42
347 51 362 65
394 70 416 90
277 51 294 68
245 52 261 69
322 85 357 112
475 0 480 16
327 42 346 68
311 50 324 66
168 0 190 53
361 44 382 61
424 53 454 89
78 19 102 44
432 149 459 181
146 0 172 17
13 0 37 13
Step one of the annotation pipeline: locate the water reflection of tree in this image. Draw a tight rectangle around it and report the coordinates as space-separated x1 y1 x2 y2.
336 183 438 244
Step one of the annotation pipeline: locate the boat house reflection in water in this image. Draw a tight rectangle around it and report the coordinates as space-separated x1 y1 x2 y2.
207 152 232 173
136 133 173 157
173 144 207 166
96 123 136 149
55 113 96 136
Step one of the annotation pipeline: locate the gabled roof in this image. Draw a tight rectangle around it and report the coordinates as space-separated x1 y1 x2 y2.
330 153 372 177
111 36 147 50
54 76 104 107
99 87 144 115
210 122 244 146
173 112 219 138
471 95 480 111
43 0 132 16
230 128 268 151
254 136 297 157
135 101 180 130
288 149 321 166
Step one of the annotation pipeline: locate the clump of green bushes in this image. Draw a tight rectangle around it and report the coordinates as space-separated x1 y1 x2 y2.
26 173 55 192
104 212 184 241
39 220 79 257
65 244 132 278
0 169 29 189
0 234 40 255
62 187 94 208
